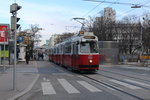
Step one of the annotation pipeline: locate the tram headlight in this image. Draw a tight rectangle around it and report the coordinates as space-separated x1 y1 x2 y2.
89 60 93 63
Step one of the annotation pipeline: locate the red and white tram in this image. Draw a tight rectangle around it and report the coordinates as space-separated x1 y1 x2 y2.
49 32 99 72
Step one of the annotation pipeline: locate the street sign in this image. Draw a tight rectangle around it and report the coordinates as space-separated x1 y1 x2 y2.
0 24 9 44
17 36 24 43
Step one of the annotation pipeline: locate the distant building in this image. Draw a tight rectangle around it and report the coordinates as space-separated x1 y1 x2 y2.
93 7 116 28
48 34 59 47
104 7 116 22
48 33 74 47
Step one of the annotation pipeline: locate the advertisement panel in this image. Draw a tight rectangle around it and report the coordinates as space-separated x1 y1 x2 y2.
0 24 9 44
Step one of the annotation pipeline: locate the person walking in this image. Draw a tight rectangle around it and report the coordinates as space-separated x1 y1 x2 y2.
25 50 30 64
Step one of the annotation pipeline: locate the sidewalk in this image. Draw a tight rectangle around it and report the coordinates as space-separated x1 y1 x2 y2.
0 61 39 100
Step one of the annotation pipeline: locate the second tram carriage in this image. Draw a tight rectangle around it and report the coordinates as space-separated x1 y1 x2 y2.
48 32 99 72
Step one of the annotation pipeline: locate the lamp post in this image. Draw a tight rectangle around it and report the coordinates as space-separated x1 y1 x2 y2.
140 23 143 58
131 5 143 61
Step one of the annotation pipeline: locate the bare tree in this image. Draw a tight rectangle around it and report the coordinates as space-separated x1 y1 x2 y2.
54 32 75 45
142 14 150 54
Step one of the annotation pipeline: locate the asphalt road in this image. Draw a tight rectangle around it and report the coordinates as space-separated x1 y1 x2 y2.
17 61 150 100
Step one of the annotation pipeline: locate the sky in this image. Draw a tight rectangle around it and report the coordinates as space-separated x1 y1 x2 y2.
0 0 150 45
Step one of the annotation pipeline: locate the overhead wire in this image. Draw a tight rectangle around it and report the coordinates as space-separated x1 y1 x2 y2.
82 1 105 17
83 0 150 8
83 0 119 18
116 1 150 19
91 0 118 18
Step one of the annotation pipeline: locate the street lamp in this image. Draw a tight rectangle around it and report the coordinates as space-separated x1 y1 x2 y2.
131 5 144 61
131 5 141 8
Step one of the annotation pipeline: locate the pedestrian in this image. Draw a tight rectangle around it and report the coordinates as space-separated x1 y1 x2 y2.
25 50 30 64
41 53 44 60
38 52 40 60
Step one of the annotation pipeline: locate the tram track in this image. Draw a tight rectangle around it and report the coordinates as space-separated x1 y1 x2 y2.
81 74 145 100
52 62 149 100
99 69 150 83
96 72 150 91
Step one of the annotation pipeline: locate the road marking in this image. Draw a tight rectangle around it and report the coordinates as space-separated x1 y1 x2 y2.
141 73 148 76
123 67 150 71
43 77 50 82
110 79 141 89
124 79 150 87
41 82 56 95
43 77 46 81
77 81 102 92
58 79 80 94
95 81 116 91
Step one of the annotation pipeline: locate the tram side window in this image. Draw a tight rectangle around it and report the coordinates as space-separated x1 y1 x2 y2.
73 44 78 54
65 45 71 53
61 45 63 54
54 48 56 54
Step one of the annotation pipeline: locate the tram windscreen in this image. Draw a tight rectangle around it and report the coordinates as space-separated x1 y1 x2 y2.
80 42 98 53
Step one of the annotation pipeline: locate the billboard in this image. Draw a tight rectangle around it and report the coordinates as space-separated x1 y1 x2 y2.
0 24 9 44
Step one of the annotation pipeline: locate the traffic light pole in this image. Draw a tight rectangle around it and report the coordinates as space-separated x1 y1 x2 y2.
13 13 17 91
10 3 22 91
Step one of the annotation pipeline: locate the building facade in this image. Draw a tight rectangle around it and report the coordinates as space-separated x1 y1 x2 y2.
104 7 116 22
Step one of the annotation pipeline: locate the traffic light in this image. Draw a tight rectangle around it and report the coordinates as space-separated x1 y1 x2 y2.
11 16 20 31
10 3 21 31
10 3 22 13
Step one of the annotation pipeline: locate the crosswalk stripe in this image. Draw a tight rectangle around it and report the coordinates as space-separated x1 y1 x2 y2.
77 81 102 92
58 79 80 94
124 79 150 87
41 82 56 95
109 79 141 89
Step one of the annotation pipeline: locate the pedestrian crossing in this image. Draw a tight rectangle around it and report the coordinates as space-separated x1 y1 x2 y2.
109 79 141 89
77 81 102 92
41 77 150 95
58 79 80 94
41 82 56 95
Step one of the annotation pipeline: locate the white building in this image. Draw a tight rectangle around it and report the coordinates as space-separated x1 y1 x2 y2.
48 34 59 47
104 7 116 22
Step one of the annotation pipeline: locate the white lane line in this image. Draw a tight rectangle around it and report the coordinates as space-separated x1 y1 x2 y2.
41 82 56 95
110 79 141 89
77 81 102 92
58 79 80 94
124 79 150 87
43 77 46 81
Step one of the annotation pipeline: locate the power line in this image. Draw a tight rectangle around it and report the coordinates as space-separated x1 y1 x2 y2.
116 1 150 19
116 9 136 19
83 0 119 18
82 2 103 17
83 0 150 8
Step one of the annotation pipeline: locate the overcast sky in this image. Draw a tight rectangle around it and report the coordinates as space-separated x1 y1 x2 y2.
0 0 150 45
